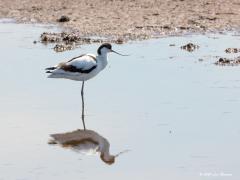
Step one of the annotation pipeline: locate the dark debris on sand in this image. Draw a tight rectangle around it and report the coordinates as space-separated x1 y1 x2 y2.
40 31 126 52
40 32 62 43
215 56 240 66
57 15 70 22
181 43 199 52
225 48 240 53
40 32 103 44
53 43 74 52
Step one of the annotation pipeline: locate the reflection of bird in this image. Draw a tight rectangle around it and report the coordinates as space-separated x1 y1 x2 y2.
49 129 129 165
45 44 128 130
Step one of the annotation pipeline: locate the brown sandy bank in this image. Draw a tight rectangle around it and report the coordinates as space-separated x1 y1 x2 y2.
0 0 240 41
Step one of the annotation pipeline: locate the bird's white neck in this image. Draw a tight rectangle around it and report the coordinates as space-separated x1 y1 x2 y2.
97 53 108 70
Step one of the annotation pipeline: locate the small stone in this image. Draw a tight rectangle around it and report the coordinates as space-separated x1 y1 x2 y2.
57 15 70 22
135 26 143 29
181 43 199 52
91 39 103 43
115 38 124 44
218 58 224 62
178 26 190 30
162 25 171 29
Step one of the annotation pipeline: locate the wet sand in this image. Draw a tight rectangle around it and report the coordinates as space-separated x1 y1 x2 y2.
0 0 240 41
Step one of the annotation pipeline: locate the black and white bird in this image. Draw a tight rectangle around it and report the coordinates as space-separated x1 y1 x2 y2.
45 43 128 130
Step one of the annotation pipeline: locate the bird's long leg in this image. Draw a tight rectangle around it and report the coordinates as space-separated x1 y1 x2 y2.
81 81 86 130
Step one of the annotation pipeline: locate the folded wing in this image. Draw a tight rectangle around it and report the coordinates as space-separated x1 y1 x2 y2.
46 54 97 74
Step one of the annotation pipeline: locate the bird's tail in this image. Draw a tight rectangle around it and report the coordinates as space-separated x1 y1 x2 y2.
45 67 56 71
45 67 56 73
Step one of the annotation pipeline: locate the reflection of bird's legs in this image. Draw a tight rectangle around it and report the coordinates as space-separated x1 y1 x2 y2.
81 81 86 130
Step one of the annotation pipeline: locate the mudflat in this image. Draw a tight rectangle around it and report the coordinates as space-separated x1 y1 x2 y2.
0 0 240 40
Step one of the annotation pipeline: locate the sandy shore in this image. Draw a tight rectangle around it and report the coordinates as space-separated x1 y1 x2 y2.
0 0 240 41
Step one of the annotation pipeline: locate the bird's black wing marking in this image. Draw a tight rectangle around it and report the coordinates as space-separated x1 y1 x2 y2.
62 54 97 73
60 64 97 73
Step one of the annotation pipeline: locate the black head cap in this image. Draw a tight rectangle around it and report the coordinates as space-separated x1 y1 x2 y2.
97 43 112 55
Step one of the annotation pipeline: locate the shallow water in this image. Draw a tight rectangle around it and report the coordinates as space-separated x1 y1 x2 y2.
0 22 240 180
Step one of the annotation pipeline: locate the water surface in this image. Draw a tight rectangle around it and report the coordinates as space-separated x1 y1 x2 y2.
0 23 240 180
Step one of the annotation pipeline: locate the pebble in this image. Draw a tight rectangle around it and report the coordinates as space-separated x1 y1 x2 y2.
57 15 70 22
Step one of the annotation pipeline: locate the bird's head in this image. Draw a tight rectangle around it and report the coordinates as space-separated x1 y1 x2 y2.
100 153 115 165
99 149 130 165
97 43 129 56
